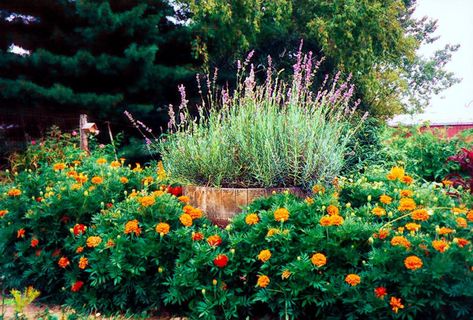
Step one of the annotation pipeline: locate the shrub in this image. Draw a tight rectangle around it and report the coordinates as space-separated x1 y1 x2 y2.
156 50 363 189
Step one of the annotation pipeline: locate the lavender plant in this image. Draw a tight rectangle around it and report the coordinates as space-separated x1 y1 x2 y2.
157 47 365 188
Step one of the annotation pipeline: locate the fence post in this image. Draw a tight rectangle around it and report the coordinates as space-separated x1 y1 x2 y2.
79 114 90 155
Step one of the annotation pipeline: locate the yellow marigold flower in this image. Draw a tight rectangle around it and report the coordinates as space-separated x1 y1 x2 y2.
91 176 103 184
456 217 467 228
345 274 361 286
155 222 170 236
245 213 259 225
398 198 416 212
7 188 21 197
305 197 314 205
312 184 325 194
72 160 81 166
110 160 121 168
327 205 339 216
281 270 291 280
405 223 421 232
178 195 190 204
53 163 66 171
311 253 327 267
400 189 413 197
319 215 332 226
152 190 165 197
390 297 404 313
157 161 167 180
96 158 107 165
179 213 193 227
451 207 467 214
78 256 88 269
124 219 141 236
432 239 449 253
401 175 414 184
442 180 453 187
142 176 154 185
467 210 473 222
0 210 8 217
132 163 142 172
380 195 392 204
372 207 386 217
120 177 129 184
139 196 155 207
256 275 270 288
274 208 289 222
404 255 423 270
437 227 454 235
389 166 405 180
391 236 411 249
86 236 102 248
266 228 279 237
257 249 272 262
411 209 429 221
330 215 344 226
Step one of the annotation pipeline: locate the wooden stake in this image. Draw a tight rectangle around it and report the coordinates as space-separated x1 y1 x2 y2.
79 114 90 155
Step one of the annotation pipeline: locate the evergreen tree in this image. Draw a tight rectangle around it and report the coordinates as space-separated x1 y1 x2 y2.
0 0 194 129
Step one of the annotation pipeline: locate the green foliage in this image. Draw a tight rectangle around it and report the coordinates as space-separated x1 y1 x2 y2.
157 51 361 188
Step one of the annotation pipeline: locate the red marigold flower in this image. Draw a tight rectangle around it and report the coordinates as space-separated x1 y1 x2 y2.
58 256 70 268
207 235 222 246
52 249 61 257
213 254 229 268
192 232 204 241
390 296 404 313
30 238 39 248
454 237 470 248
0 209 8 217
73 224 87 236
17 229 25 238
71 281 84 292
374 287 387 299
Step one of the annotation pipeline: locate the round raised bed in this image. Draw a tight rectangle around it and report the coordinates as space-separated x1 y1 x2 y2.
183 186 305 226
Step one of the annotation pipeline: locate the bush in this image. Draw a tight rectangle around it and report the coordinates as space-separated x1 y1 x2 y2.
157 51 363 189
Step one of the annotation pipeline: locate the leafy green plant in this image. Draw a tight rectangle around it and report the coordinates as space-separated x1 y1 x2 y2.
156 50 363 189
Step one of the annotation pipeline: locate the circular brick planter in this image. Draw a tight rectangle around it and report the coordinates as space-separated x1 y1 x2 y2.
183 186 304 227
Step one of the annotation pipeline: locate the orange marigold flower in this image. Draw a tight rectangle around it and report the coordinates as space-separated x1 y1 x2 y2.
305 197 314 205
192 232 204 241
76 246 84 253
274 208 289 222
245 213 259 225
257 249 272 262
17 229 25 238
319 215 332 226
401 175 414 184
451 207 467 214
432 239 449 253
86 236 102 248
411 209 429 221
179 213 193 227
442 179 453 186
110 160 121 168
372 207 386 217
0 210 8 217
312 185 325 194
8 188 22 197
96 158 107 165
400 189 413 197
53 163 66 171
374 286 387 299
327 205 339 216
456 217 467 228
379 195 392 204
466 210 473 222
67 170 78 178
207 234 222 246
454 237 470 248
311 253 327 267
78 256 88 269
405 223 421 232
437 227 454 235
266 228 279 237
345 274 361 286
330 214 344 226
75 174 88 184
378 229 390 239
387 173 396 180
58 256 70 268
142 176 154 185
139 196 155 207
124 220 141 236
155 222 170 236
281 270 291 279
71 281 84 292
391 236 411 249
91 176 103 184
106 240 115 247
390 297 404 313
120 177 129 184
398 198 416 211
256 275 270 288
30 238 39 248
404 255 423 270
178 195 190 204
189 208 203 219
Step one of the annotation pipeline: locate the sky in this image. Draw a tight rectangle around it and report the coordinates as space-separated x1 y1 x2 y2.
392 0 473 124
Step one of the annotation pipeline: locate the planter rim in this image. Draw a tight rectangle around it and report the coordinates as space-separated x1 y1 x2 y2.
184 185 303 191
